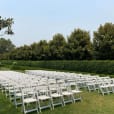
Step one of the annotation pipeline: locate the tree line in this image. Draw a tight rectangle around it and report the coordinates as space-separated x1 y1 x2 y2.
0 17 114 60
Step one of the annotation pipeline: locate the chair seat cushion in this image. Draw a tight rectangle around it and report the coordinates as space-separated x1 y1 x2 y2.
24 98 37 103
51 93 62 98
16 93 27 97
38 95 50 100
72 90 82 93
62 91 73 96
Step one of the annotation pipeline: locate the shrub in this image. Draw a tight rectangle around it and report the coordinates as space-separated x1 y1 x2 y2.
1 60 114 76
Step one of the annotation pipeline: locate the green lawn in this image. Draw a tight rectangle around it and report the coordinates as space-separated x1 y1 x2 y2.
1 90 114 114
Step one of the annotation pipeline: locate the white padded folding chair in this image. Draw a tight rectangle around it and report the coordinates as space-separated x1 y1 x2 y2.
14 85 26 108
21 88 38 114
99 84 110 96
36 85 52 112
66 79 82 102
86 81 96 92
58 80 74 105
49 81 64 109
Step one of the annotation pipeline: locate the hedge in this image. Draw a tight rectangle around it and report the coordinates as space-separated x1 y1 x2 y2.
1 60 114 75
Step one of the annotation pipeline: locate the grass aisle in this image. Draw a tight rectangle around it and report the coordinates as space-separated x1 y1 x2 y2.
0 92 21 114
1 90 114 114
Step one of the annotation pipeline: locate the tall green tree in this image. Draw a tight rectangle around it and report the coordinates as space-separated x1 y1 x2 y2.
0 16 14 35
31 40 50 60
0 38 15 54
93 22 114 59
9 45 32 60
49 33 66 60
67 29 93 60
0 38 15 60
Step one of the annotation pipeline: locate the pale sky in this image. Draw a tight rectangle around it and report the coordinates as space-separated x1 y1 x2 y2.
0 0 114 46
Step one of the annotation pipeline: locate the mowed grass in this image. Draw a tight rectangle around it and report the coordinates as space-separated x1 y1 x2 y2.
1 90 114 114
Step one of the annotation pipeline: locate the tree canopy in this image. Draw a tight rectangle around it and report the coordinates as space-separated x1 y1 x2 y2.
1 21 114 60
0 16 14 35
49 33 66 60
0 38 15 54
93 23 114 59
67 29 93 60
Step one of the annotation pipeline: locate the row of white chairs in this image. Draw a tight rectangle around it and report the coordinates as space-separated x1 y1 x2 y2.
0 71 82 114
26 70 114 96
1 70 114 114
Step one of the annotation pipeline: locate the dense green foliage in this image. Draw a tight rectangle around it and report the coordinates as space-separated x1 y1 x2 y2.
49 34 66 60
0 16 14 35
7 29 93 60
0 22 114 60
93 23 114 60
67 29 93 60
0 38 15 60
1 60 114 75
0 38 15 54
